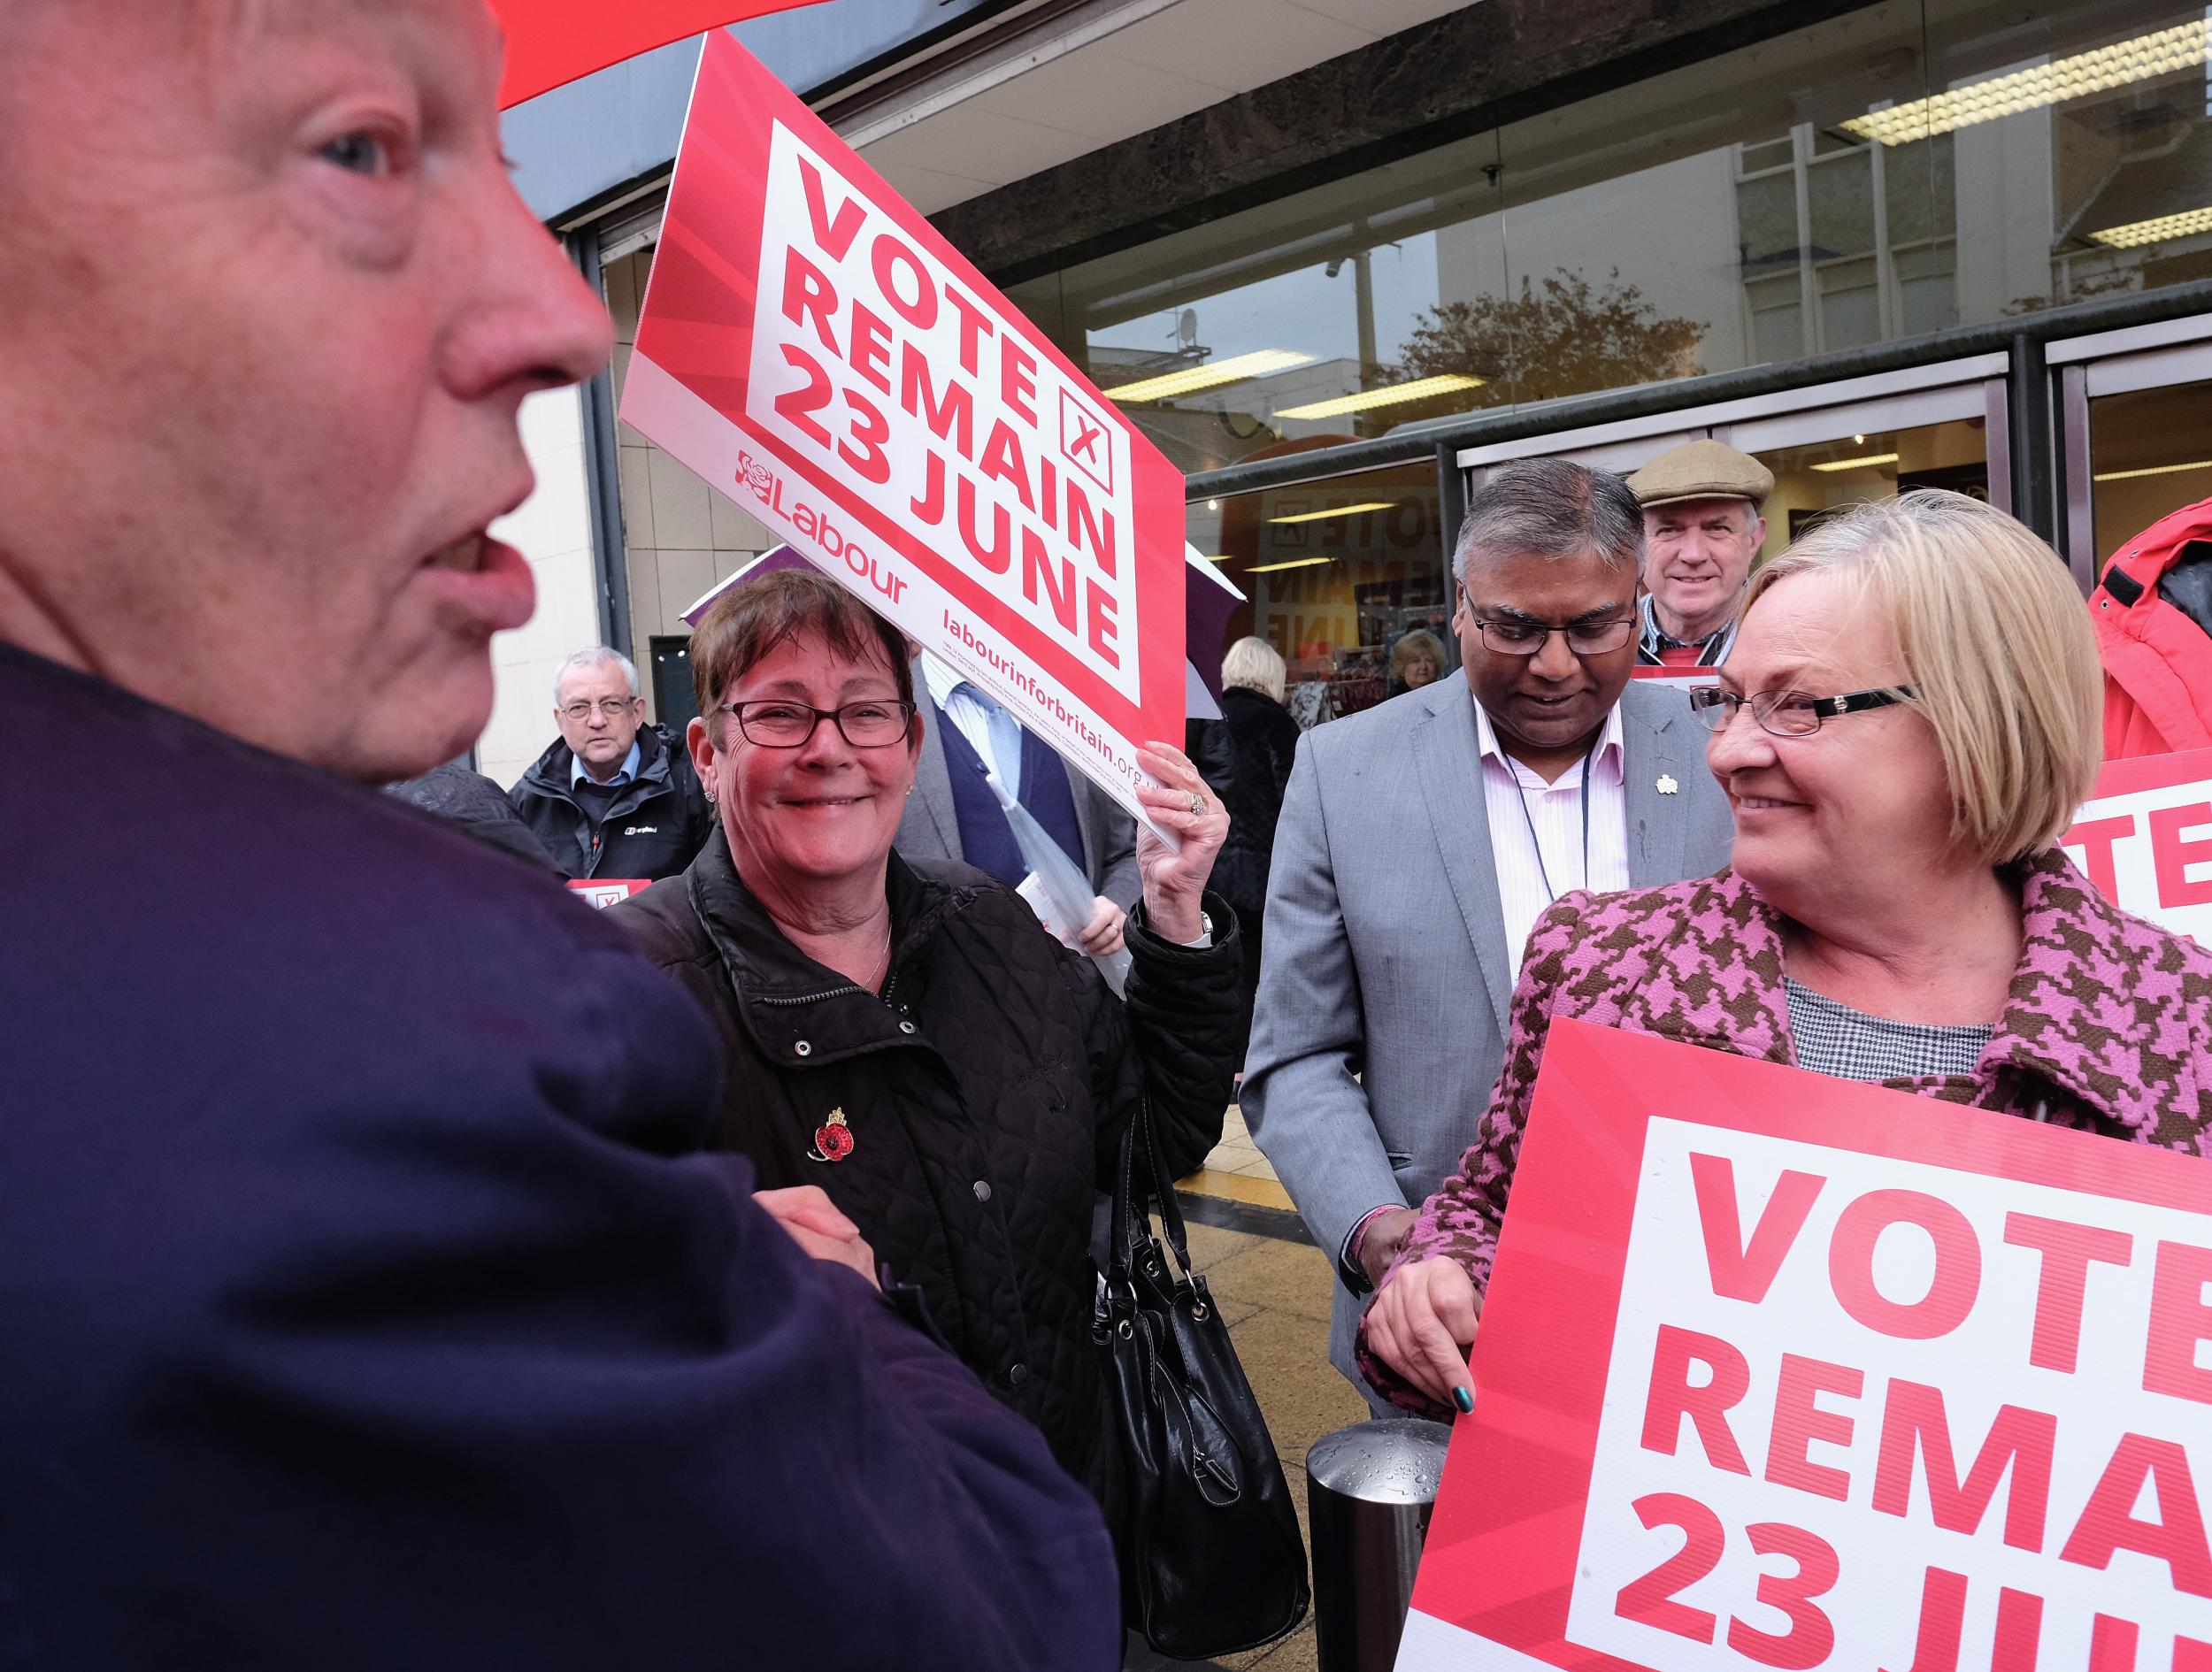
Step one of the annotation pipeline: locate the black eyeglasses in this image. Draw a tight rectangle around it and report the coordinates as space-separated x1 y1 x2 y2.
1471 617 1636 657
717 699 916 749
1687 685 1918 737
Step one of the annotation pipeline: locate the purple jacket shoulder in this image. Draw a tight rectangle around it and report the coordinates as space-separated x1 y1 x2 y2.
0 642 1118 1670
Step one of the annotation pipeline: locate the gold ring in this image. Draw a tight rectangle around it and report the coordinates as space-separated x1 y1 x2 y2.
1189 791 1205 817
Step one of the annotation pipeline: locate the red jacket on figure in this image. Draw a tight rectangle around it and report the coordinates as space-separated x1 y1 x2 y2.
2091 495 2212 757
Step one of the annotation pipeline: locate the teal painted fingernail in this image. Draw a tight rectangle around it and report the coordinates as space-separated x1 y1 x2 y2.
1452 1385 1474 1414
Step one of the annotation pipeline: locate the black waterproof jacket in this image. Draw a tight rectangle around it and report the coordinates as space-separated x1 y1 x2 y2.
509 723 712 880
615 831 1241 1511
1195 686 1303 919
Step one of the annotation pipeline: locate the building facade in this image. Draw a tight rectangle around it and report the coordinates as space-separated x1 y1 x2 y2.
481 0 2212 771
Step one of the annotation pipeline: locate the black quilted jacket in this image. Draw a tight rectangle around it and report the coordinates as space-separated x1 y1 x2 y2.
614 830 1241 1512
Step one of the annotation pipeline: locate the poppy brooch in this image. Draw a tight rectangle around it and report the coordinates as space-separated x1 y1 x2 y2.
808 1108 855 1163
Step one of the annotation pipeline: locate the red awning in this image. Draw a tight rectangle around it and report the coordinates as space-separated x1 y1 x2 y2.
492 0 831 110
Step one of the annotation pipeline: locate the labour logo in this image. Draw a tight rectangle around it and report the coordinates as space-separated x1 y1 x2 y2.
1058 388 1114 497
738 449 776 507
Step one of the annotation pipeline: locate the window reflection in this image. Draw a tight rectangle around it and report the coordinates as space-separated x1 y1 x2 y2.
1006 0 2212 478
1748 421 1992 560
2089 380 2212 564
1187 464 1448 727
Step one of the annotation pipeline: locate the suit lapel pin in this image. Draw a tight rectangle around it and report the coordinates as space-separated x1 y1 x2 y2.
808 1108 855 1163
1656 774 1679 795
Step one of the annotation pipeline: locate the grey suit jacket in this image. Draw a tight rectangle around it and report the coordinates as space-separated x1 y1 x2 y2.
1242 671 1732 1397
895 706 1142 909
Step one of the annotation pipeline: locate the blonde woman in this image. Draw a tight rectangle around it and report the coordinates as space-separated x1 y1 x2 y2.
1361 489 2212 1414
1389 628 1447 694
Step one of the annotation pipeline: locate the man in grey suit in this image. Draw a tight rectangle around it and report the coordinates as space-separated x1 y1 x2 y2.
1244 459 1733 1406
895 654 1141 950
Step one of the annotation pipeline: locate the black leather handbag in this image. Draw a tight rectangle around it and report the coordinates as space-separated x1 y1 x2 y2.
1094 1101 1310 1659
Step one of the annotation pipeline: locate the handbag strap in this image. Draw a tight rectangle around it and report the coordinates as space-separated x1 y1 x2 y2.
1109 1094 1197 1285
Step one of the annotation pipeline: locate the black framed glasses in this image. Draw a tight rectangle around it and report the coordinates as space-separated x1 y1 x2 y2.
1472 616 1636 657
1688 685 1918 737
718 698 917 749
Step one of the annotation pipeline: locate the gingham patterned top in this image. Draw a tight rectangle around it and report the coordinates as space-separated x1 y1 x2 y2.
1783 977 1993 1085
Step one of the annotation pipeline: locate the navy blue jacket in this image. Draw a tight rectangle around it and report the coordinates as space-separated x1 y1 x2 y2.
0 641 1118 1670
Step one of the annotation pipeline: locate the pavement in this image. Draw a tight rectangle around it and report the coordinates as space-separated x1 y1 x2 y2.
1122 1105 1373 1672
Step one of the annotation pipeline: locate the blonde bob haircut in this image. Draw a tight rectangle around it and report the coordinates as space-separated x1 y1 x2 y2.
1742 490 2101 868
1221 636 1287 703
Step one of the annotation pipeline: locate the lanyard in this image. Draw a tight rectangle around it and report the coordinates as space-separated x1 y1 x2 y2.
1511 731 1601 908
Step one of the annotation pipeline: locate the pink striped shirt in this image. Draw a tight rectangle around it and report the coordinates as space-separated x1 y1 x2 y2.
1473 699 1629 978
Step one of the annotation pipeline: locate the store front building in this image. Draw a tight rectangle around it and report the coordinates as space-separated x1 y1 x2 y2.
501 0 2212 760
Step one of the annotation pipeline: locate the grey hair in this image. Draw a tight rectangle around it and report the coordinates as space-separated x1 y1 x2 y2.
1220 635 1286 703
1452 458 1644 590
553 647 641 702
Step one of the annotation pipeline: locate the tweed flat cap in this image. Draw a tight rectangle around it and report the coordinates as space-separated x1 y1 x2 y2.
1626 440 1774 510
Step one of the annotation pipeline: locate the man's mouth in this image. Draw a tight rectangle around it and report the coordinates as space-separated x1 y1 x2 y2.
426 533 488 572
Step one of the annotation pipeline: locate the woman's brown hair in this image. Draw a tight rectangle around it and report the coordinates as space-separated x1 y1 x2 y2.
691 569 914 743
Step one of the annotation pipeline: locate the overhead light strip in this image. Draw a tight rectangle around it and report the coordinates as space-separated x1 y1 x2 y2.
1103 349 1315 404
2093 459 2212 481
1247 556 1338 573
2089 205 2212 249
1275 374 1487 421
1842 19 2212 146
1809 452 1900 472
1267 501 1396 525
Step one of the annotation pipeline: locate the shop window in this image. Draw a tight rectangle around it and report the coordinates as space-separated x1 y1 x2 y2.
1186 464 1447 730
1750 418 1991 562
649 637 701 737
1005 0 2212 479
2087 379 2212 566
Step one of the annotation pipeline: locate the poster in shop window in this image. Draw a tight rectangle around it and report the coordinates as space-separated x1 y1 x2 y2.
1395 1018 2212 1672
620 30 1189 831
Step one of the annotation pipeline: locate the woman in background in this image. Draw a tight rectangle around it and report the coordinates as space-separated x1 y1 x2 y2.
1389 629 1446 695
1198 636 1305 1064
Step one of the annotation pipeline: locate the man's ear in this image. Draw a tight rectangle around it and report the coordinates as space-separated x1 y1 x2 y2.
687 714 716 784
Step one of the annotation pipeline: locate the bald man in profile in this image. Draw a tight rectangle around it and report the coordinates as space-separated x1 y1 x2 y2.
0 4 1118 1667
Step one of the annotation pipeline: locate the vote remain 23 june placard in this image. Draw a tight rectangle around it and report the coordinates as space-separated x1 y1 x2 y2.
1398 1019 2212 1672
620 31 1188 828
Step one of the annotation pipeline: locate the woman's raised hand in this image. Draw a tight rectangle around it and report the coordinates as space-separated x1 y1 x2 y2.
1132 741 1229 944
1365 1254 1480 1413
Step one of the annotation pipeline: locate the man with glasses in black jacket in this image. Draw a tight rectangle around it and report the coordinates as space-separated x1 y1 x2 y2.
511 647 713 879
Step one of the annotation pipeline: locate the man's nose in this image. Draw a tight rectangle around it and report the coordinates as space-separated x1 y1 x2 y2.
1529 630 1579 680
441 167 615 404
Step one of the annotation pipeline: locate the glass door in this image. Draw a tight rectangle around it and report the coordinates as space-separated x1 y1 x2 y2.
2055 327 2212 587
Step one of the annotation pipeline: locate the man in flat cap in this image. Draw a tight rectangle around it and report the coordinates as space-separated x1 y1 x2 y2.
1624 439 1774 668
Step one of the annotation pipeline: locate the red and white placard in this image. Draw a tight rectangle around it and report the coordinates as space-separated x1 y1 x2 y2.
567 879 650 909
621 32 1188 830
2062 748 2212 945
1400 1018 2212 1672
